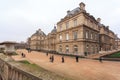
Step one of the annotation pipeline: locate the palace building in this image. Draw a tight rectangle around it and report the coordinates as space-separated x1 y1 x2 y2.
97 18 116 51
28 2 117 56
28 29 46 51
56 2 100 56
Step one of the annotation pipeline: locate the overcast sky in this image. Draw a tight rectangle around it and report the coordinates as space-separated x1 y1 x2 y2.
0 0 120 42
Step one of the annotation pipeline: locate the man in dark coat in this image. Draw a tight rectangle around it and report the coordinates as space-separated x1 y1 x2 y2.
51 55 54 63
99 56 102 63
46 52 48 56
62 56 64 63
76 55 79 62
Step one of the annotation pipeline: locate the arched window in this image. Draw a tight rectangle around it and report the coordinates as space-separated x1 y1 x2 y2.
86 45 89 51
66 45 69 53
59 45 62 53
74 45 78 54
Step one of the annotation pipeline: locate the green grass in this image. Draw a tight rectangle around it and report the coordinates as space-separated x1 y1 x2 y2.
12 52 18 55
5 52 18 56
19 60 31 64
107 52 120 58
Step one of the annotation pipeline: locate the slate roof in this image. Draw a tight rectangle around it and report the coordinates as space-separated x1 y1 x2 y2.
51 26 57 33
66 7 80 17
32 29 46 37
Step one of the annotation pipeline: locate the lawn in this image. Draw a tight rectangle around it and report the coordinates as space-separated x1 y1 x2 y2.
106 52 120 58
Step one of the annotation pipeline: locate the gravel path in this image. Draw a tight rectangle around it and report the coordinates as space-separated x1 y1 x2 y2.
12 49 120 80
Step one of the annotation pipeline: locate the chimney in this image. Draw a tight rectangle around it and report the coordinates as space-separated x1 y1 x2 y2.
106 26 109 29
54 26 56 29
38 29 41 31
79 2 85 10
97 18 101 23
67 10 70 14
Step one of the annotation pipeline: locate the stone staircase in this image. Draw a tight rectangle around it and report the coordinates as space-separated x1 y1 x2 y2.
85 49 120 59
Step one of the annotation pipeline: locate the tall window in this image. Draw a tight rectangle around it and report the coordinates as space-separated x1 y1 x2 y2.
74 19 77 27
66 33 69 41
97 34 99 40
73 31 78 40
59 45 62 53
96 45 98 53
59 34 62 41
86 45 89 51
91 33 93 39
66 22 69 29
60 25 62 31
86 31 89 39
95 33 98 40
74 45 78 54
93 33 95 40
66 45 69 53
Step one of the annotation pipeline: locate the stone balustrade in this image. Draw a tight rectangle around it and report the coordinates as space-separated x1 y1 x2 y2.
0 54 42 80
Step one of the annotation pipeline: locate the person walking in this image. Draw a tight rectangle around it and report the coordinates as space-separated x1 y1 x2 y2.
76 55 79 62
62 56 64 63
21 53 24 57
51 55 54 63
99 56 102 63
46 52 48 56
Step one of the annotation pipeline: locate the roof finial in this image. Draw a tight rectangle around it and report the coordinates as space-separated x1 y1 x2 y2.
79 2 86 11
54 24 56 29
97 18 101 23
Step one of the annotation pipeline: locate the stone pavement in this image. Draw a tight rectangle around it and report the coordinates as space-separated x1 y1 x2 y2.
12 49 120 80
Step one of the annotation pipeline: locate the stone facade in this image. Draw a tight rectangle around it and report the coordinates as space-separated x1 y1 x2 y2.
28 27 57 52
97 18 116 51
28 29 46 51
28 2 117 56
56 2 99 56
117 39 120 49
115 35 120 49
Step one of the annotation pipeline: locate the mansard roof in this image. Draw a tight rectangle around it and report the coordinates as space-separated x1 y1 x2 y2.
57 3 97 24
31 29 46 37
51 26 57 34
66 7 80 17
